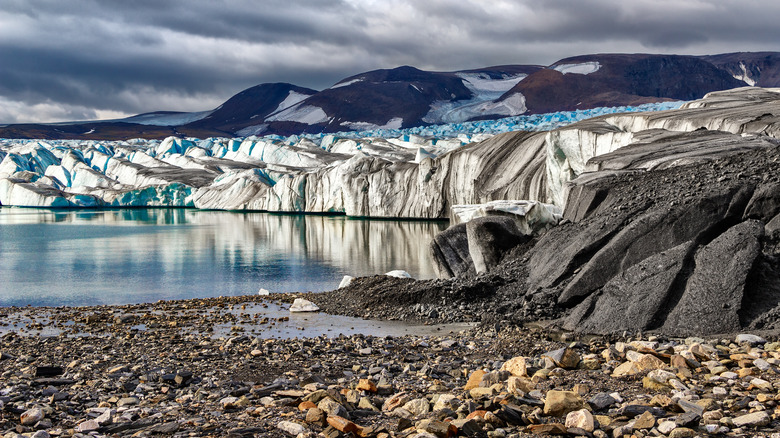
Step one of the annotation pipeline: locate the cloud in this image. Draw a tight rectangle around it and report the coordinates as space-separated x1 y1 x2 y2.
1 0 779 123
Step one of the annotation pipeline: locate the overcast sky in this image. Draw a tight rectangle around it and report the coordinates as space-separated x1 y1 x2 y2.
1 0 778 124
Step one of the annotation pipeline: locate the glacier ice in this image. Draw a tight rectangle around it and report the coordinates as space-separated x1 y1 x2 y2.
0 100 708 215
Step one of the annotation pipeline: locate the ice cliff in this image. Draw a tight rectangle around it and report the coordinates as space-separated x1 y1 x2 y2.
2 90 776 220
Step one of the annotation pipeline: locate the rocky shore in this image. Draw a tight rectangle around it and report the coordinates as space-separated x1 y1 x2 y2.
2 297 780 438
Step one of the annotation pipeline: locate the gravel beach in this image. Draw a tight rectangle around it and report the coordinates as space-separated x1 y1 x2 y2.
2 295 780 438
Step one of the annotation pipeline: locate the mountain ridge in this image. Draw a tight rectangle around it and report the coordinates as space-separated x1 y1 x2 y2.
2 52 778 140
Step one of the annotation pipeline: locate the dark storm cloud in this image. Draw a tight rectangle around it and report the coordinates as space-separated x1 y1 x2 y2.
1 0 779 123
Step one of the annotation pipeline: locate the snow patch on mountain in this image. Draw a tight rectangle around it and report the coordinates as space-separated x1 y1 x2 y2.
235 124 269 137
341 117 403 131
330 78 363 89
266 104 330 125
272 91 313 114
456 73 527 94
122 111 214 126
552 62 601 75
732 62 757 86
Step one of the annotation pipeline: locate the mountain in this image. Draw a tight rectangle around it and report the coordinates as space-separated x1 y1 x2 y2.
505 53 747 114
2 52 779 140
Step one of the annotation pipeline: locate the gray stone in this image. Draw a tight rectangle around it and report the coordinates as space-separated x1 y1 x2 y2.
732 411 771 427
663 220 763 335
735 333 766 345
743 182 780 222
588 393 617 411
277 420 307 436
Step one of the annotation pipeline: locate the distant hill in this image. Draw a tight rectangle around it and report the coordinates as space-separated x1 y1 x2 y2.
2 52 778 140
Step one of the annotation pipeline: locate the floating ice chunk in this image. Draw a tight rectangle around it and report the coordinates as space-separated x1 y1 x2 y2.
258 288 270 296
338 275 355 289
289 298 320 312
552 62 601 75
385 270 412 279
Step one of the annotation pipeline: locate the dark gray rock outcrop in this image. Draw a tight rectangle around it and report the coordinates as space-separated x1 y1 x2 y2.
466 216 528 274
662 220 764 335
430 223 473 278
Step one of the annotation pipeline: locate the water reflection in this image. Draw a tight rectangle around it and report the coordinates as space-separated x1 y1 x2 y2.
0 207 447 307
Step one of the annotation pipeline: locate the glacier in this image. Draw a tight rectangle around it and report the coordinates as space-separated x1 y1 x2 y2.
0 100 703 216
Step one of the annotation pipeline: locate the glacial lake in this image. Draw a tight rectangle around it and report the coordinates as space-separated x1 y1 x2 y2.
0 207 448 307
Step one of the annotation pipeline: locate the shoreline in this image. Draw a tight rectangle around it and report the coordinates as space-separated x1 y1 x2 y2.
2 296 780 437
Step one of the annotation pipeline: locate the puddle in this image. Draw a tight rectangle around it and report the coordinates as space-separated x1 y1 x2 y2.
0 301 475 339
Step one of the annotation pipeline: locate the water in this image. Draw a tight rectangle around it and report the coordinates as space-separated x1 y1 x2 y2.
0 207 448 307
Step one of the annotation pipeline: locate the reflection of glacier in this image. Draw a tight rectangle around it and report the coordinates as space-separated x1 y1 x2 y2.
0 208 445 306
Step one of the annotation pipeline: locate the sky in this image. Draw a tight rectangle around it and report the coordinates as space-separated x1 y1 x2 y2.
1 0 778 124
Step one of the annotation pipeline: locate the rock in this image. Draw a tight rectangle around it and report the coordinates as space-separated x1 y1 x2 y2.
500 356 528 377
432 394 458 411
541 347 580 369
543 390 585 417
506 376 534 394
733 410 772 428
402 398 430 417
305 408 326 426
588 393 617 411
743 182 780 221
20 407 44 426
450 418 483 436
662 220 763 335
464 370 487 390
677 399 704 417
277 420 307 436
318 397 349 418
416 419 457 438
735 333 767 345
382 392 411 412
527 423 568 435
327 415 360 434
657 420 677 434
290 298 320 312
564 409 594 432
633 410 656 430
668 427 696 438
465 215 527 274
76 419 100 432
356 379 377 392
